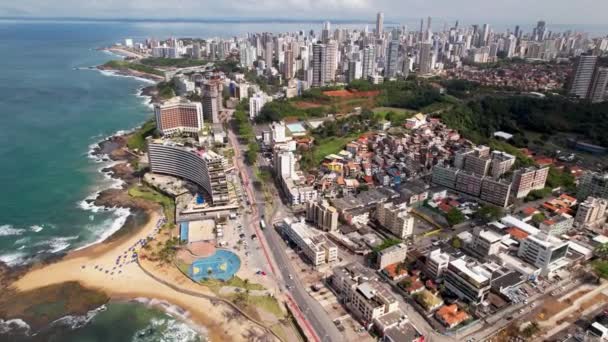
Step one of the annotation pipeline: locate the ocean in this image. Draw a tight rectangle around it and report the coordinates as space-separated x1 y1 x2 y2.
0 18 607 341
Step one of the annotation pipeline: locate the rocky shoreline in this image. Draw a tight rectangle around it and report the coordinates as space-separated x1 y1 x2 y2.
96 64 164 82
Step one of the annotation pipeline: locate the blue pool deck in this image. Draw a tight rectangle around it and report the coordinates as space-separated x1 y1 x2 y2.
180 222 189 243
188 249 241 281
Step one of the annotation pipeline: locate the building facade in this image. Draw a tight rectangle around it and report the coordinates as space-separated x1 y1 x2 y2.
154 99 203 136
148 141 229 205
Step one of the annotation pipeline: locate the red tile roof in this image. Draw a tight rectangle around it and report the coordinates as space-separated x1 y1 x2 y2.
436 304 469 327
507 227 530 241
521 207 539 216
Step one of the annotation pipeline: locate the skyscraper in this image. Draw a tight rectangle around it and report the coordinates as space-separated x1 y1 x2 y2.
376 12 384 38
283 48 294 80
385 30 400 79
192 42 201 59
536 21 546 41
481 24 490 47
264 40 274 72
347 59 362 83
590 67 608 103
418 42 432 74
568 55 598 98
202 81 221 124
312 43 326 87
361 45 376 79
324 40 338 83
322 21 331 43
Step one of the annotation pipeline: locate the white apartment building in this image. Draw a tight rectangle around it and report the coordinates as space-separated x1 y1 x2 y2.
425 249 451 280
249 92 270 119
469 228 506 258
306 199 339 232
283 218 338 266
576 196 608 227
517 232 570 275
375 202 415 239
377 243 407 270
444 258 496 304
331 265 399 328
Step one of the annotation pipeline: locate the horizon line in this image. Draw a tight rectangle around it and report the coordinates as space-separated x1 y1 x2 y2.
0 16 397 24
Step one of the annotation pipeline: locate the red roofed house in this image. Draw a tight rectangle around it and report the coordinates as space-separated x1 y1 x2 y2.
382 263 409 281
435 304 470 328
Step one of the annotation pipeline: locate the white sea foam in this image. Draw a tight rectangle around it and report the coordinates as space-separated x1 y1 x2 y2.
51 305 107 330
130 298 207 341
0 252 28 266
132 317 200 342
30 225 44 233
0 225 25 237
98 69 157 84
75 207 131 251
0 318 31 335
34 235 80 254
135 87 154 109
14 237 29 245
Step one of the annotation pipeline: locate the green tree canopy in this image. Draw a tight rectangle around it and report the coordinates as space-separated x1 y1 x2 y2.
446 208 465 227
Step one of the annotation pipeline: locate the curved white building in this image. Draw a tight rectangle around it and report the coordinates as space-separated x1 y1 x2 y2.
148 141 229 205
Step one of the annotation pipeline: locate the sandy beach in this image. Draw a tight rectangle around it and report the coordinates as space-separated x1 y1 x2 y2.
104 46 147 59
12 209 275 341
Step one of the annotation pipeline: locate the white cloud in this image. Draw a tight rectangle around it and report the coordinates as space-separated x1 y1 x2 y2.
1 0 607 26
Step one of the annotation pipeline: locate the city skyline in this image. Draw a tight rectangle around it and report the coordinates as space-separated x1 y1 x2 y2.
1 0 608 26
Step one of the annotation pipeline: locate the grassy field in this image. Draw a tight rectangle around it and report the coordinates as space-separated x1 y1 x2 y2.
126 120 156 151
128 185 175 227
199 276 265 294
313 135 358 164
140 57 210 68
243 294 285 318
372 106 416 115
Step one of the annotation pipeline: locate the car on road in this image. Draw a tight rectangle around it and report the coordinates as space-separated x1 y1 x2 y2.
288 274 293 280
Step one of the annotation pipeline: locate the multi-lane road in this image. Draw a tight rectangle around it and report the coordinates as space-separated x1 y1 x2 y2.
228 128 342 342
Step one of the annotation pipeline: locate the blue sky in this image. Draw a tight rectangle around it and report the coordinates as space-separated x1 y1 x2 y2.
1 0 606 26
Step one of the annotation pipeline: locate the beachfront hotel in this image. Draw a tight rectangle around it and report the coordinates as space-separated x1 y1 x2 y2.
154 98 204 136
148 140 229 205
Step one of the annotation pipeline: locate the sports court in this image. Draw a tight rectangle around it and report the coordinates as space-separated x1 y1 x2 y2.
189 249 241 281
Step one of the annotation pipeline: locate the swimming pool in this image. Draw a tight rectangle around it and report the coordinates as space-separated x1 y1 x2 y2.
188 249 241 281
